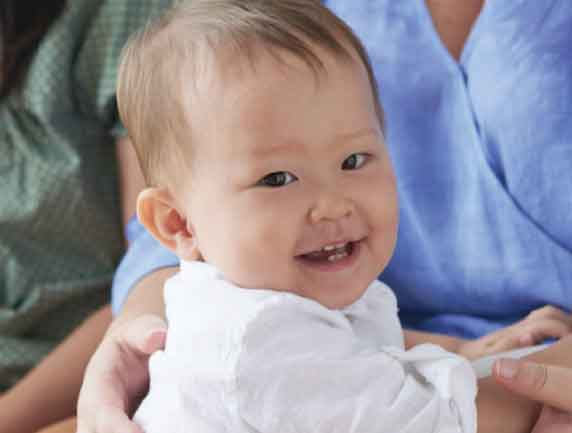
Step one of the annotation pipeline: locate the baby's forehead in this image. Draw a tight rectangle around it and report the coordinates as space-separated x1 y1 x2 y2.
184 38 361 106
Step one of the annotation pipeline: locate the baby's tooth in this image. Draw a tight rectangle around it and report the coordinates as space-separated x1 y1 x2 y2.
327 251 349 262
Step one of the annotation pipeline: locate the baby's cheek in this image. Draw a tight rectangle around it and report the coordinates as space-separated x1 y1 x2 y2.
233 224 281 274
359 178 396 222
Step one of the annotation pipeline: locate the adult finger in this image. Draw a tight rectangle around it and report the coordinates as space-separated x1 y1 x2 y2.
494 359 572 412
116 314 167 356
96 409 145 433
76 318 164 433
481 334 532 357
532 319 572 339
527 306 572 326
76 406 144 433
531 406 572 433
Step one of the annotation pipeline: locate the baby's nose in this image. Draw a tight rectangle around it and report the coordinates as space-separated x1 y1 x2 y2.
309 194 355 224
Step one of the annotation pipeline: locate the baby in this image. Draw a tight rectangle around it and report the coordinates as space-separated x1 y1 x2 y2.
116 1 556 432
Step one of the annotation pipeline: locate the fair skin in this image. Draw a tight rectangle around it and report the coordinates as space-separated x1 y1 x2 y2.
139 47 398 310
0 305 110 433
496 359 572 413
76 1 572 432
494 358 572 433
491 349 572 433
425 0 484 61
475 336 572 433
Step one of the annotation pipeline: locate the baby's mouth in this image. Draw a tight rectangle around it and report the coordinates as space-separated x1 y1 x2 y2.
298 241 356 263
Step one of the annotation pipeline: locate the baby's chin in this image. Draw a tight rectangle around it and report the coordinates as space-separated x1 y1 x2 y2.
222 260 376 309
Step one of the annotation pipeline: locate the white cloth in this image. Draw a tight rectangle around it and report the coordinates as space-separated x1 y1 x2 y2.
134 261 477 433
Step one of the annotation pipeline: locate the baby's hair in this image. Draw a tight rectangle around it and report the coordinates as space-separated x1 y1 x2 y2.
117 0 383 187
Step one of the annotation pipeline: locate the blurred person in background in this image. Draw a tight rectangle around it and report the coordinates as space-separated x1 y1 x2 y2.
0 0 171 432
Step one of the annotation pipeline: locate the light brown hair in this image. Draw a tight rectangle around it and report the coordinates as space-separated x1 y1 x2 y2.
118 0 383 187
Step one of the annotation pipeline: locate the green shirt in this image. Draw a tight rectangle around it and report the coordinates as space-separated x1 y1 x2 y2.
0 0 171 389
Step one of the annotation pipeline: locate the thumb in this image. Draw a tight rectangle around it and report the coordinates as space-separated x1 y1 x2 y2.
119 314 168 356
493 359 572 412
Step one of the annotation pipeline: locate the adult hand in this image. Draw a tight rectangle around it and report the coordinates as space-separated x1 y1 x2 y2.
494 358 572 433
76 314 166 433
458 306 572 360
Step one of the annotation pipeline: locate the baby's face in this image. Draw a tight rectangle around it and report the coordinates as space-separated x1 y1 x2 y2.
180 49 398 309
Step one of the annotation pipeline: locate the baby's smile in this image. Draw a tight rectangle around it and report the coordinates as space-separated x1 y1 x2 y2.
295 238 363 270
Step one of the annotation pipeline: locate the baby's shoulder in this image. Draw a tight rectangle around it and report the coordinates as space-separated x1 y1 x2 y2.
163 262 343 335
355 279 399 311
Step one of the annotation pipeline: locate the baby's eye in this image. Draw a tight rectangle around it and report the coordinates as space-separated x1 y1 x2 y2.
342 153 369 170
257 171 298 188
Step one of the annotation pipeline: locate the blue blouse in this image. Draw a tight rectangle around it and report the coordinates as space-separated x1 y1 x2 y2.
113 0 572 339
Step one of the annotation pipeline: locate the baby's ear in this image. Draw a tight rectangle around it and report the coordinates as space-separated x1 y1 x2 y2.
137 187 199 261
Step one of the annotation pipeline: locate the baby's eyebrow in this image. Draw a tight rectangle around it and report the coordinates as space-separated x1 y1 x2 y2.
335 127 380 144
247 127 380 159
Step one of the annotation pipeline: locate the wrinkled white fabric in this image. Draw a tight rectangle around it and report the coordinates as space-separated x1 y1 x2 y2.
134 261 477 433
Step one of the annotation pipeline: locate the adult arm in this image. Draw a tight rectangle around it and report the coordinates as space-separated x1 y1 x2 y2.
0 306 111 433
404 329 465 352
